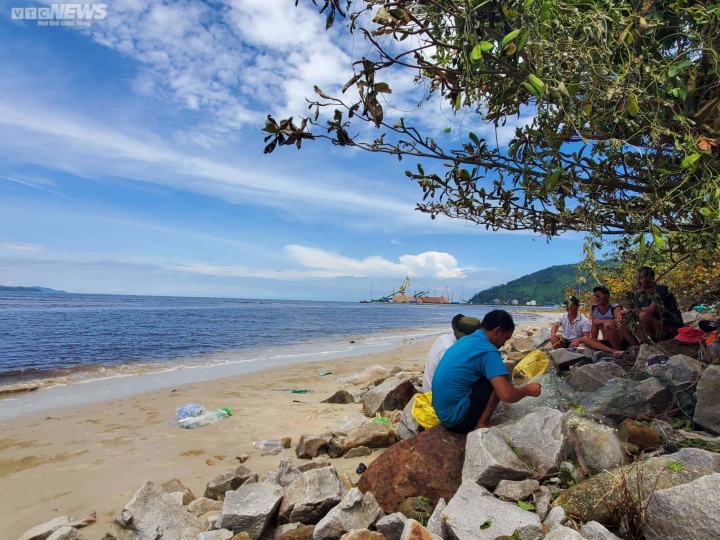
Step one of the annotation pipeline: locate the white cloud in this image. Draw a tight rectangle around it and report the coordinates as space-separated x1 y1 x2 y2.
0 242 43 252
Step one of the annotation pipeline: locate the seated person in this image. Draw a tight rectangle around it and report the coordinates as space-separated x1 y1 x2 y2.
432 310 542 434
550 296 591 349
573 286 626 354
617 267 684 343
422 314 481 393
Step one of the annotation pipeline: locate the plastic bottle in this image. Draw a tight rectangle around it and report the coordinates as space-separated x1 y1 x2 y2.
179 407 232 429
253 439 283 452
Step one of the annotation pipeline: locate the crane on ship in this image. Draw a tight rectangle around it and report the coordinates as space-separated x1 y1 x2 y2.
397 276 410 296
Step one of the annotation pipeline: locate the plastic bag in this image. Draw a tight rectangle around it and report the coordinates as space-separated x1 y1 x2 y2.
176 403 205 421
411 392 440 429
339 414 369 433
337 365 390 386
512 351 550 380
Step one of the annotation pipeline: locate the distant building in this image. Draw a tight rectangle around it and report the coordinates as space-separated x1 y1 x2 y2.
525 300 537 306
511 299 519 305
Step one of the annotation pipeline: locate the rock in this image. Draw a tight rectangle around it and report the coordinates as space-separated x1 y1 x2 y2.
664 355 703 388
236 454 250 464
510 336 534 354
322 390 355 404
189 497 224 517
197 531 235 540
693 365 720 435
400 519 441 540
397 395 421 441
217 483 284 539
549 349 587 371
397 497 434 522
376 513 408 540
572 418 626 475
634 344 666 369
298 460 332 473
382 410 402 424
362 378 418 416
162 478 196 505
168 491 186 505
543 506 567 530
493 479 539 502
278 458 303 488
274 524 301 540
20 515 96 540
551 457 715 524
425 499 449 540
533 326 552 349
205 466 259 501
283 437 293 449
340 531 386 540
568 363 626 392
313 488 384 540
279 466 347 524
344 423 397 451
577 378 652 423
617 419 662 450
328 438 346 458
280 525 315 540
296 435 331 459
578 521 621 540
357 426 466 513
344 447 373 459
644 473 720 539
462 428 532 489
442 480 542 540
104 481 204 539
46 528 88 540
661 447 720 471
533 486 553 521
544 528 585 540
635 378 672 413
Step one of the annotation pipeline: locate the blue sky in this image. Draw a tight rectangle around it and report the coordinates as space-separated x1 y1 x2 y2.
0 0 585 301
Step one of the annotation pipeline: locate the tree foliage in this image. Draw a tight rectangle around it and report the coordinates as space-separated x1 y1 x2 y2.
265 0 720 252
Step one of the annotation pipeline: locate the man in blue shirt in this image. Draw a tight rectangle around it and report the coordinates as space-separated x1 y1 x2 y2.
432 310 542 434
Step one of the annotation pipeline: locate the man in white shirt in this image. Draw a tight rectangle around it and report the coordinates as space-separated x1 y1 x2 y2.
550 296 591 349
422 314 481 392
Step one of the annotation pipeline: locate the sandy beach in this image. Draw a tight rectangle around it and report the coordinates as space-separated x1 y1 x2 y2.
0 317 551 540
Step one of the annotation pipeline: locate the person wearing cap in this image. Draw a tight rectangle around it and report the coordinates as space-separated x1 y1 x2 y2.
550 296 591 349
617 267 684 343
571 286 627 354
432 310 542 434
422 314 481 392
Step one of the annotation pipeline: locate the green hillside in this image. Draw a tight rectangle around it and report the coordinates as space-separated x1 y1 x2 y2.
468 264 601 305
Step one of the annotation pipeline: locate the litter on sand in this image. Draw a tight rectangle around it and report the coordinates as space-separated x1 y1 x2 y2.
318 371 334 377
273 388 313 394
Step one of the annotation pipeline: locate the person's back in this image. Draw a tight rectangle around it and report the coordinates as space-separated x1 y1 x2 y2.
422 333 457 392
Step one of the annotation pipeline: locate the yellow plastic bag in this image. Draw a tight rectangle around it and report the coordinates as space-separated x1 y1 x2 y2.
411 392 440 429
512 350 550 380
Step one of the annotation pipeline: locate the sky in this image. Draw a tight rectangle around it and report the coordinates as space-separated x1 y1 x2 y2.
0 0 586 301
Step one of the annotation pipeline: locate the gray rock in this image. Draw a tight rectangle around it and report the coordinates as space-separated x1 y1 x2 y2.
397 395 421 440
205 466 259 501
273 523 302 540
189 497 224 517
568 362 626 392
426 499 449 540
296 434 331 459
572 418 626 475
217 482 284 539
661 447 720 472
545 528 585 540
635 377 672 413
510 336 534 354
205 515 219 531
375 512 408 540
543 506 567 530
645 473 720 539
313 488 383 540
46 528 88 540
533 326 552 349
298 460 332 473
499 408 570 475
278 458 303 488
549 349 587 371
400 519 443 540
195 531 234 540
462 427 533 489
20 516 94 540
279 466 347 524
104 481 205 540
322 390 355 404
168 492 186 505
494 479 539 502
344 447 373 459
533 486 552 521
693 365 720 435
362 378 417 416
442 480 542 540
162 478 196 505
579 521 622 540
328 438 346 458
577 378 652 422
343 422 396 451
635 344 666 369
664 355 703 388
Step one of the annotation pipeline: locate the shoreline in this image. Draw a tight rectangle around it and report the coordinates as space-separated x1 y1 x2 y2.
0 317 553 540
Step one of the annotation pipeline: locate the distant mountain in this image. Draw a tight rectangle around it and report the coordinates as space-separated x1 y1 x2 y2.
468 263 610 305
0 285 66 293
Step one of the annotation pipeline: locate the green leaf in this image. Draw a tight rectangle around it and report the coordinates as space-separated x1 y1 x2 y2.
375 82 392 94
468 132 480 145
651 224 665 246
627 94 639 116
454 93 462 111
517 500 535 511
480 519 492 529
700 207 712 217
524 0 535 8
681 153 701 169
548 169 561 189
470 44 484 61
501 29 522 47
523 82 539 97
539 2 552 21
517 31 529 52
668 461 684 472
443 127 452 133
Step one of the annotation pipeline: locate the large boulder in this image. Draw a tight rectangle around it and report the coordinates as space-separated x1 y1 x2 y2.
442 480 542 540
344 422 397 451
21 517 92 540
635 377 672 413
161 478 196 506
462 428 533 489
532 327 552 349
313 488 383 540
362 378 418 416
357 425 465 513
549 349 588 371
296 434 332 459
644 473 720 540
568 363 626 393
279 466 347 524
425 499 449 540
217 482 284 539
693 365 720 435
664 355 703 388
572 418 627 475
577 378 652 423
205 466 258 501
46 529 89 540
103 481 204 540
